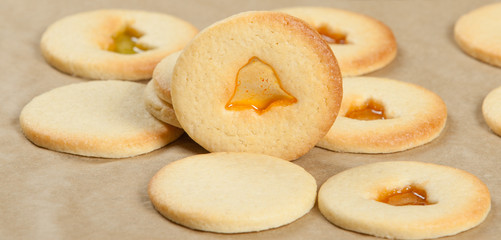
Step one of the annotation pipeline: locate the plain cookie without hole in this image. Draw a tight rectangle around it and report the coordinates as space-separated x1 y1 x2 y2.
455 3 501 68
20 80 184 158
148 152 317 233
153 51 181 103
144 79 182 128
482 85 501 136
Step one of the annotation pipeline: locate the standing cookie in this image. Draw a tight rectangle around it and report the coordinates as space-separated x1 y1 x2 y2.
41 9 198 80
148 152 317 233
317 77 447 153
20 81 183 158
455 3 501 67
318 161 491 239
170 11 342 161
279 7 397 76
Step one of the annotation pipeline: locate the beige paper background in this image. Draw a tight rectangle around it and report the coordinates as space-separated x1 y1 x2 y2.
1 0 500 239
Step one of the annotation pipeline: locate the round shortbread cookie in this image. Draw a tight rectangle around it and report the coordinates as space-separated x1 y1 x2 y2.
317 77 447 153
148 152 317 233
455 3 501 67
279 7 397 76
318 161 491 239
482 85 501 136
171 11 342 161
41 9 198 80
144 79 181 128
20 80 184 158
153 51 181 104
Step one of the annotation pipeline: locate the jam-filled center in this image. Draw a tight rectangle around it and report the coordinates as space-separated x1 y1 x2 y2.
317 25 348 44
225 57 297 114
377 185 431 206
108 26 148 54
345 99 386 120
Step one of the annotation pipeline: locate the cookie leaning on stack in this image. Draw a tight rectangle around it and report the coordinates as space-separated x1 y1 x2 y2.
166 11 343 161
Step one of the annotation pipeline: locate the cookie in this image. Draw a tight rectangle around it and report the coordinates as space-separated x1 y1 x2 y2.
170 11 342 161
144 79 181 128
148 152 317 233
482 85 501 136
318 161 491 239
40 9 198 80
20 80 184 158
317 77 447 153
279 7 397 76
454 3 501 67
153 50 181 104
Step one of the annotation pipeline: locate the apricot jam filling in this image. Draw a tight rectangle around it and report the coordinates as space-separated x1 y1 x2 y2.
317 25 348 44
377 185 432 206
108 26 148 54
345 99 387 120
225 57 297 114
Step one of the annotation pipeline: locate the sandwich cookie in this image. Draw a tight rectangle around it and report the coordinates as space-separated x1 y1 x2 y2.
170 11 343 161
318 161 491 239
20 80 183 158
148 152 317 233
317 77 447 153
279 7 397 76
41 9 198 80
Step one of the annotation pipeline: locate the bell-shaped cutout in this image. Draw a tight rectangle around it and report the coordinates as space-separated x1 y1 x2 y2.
226 57 297 114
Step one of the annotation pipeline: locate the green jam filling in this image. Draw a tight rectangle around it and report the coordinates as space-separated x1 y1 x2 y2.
108 26 148 54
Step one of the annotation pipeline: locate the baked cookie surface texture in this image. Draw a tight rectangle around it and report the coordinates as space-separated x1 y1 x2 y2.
482 85 501 136
171 11 342 161
20 80 184 158
148 152 317 233
279 7 397 76
318 161 491 239
317 77 447 153
41 9 198 80
455 3 501 67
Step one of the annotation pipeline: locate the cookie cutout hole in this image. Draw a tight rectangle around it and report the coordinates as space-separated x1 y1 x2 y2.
345 99 387 120
226 57 297 114
377 185 434 206
108 25 149 54
317 25 348 44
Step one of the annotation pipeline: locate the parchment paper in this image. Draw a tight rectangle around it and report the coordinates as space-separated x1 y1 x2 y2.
1 0 500 239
